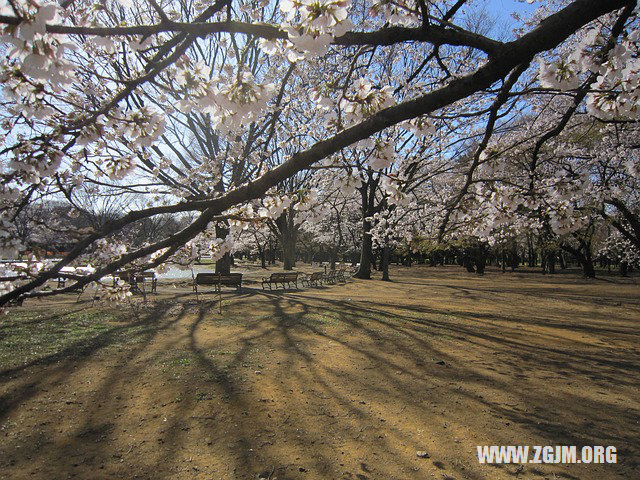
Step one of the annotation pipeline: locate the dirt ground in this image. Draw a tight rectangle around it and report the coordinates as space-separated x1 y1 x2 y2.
0 265 638 480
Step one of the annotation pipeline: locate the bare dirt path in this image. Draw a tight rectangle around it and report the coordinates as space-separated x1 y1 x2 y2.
1 266 638 479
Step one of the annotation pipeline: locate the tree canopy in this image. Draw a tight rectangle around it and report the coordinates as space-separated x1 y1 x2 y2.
0 0 638 307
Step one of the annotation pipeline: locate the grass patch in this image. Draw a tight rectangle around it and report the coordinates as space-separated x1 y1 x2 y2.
157 350 199 379
158 350 195 368
207 348 237 356
0 307 143 370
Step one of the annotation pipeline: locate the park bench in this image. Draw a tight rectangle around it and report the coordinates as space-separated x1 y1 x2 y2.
130 271 158 294
113 270 158 295
323 269 335 284
323 267 348 284
302 271 324 287
193 272 243 293
57 274 86 292
262 272 299 290
56 267 88 292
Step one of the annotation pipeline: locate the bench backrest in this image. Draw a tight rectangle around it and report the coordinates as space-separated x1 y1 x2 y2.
269 272 298 282
195 273 242 285
137 271 156 279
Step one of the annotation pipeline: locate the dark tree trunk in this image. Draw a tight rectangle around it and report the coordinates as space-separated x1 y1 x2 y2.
282 231 296 270
355 174 380 280
355 218 373 279
381 244 391 281
527 235 536 267
215 224 231 274
510 249 519 271
559 252 567 270
268 238 276 265
547 251 556 274
330 247 338 270
273 210 297 271
583 257 595 278
216 253 232 274
258 246 266 269
561 243 595 278
463 256 475 273
620 262 628 277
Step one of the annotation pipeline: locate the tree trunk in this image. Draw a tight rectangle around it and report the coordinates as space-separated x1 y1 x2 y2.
527 235 536 267
559 252 567 270
561 243 595 278
330 247 338 270
258 246 266 269
355 218 373 279
547 251 556 274
582 256 595 278
273 210 298 270
381 244 391 281
475 253 486 275
216 253 232 274
620 261 628 277
463 256 475 273
282 231 296 270
510 249 519 271
215 224 231 274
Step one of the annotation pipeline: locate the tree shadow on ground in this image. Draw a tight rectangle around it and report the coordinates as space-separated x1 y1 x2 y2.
0 272 638 479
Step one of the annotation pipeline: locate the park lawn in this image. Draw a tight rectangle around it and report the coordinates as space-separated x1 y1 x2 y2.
0 265 638 480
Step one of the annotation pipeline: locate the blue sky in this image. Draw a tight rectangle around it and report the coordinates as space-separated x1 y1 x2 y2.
461 0 540 39
486 0 537 15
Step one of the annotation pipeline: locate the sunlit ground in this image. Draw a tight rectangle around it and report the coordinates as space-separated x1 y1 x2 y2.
1 265 638 480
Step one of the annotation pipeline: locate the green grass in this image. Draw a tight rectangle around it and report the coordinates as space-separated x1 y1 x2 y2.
0 307 150 370
158 350 195 372
208 349 236 356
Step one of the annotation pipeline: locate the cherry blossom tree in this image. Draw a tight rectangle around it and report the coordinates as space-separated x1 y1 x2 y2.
0 0 638 308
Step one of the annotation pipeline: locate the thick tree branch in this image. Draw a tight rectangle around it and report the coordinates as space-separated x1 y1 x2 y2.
0 0 633 306
0 16 502 54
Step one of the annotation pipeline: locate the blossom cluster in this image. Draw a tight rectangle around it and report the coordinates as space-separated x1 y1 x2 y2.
339 78 395 126
539 28 640 120
598 232 640 267
279 0 353 58
370 0 420 27
173 63 276 133
258 195 293 219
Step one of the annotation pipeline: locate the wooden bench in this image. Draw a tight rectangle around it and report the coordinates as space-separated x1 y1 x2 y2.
56 273 86 292
323 269 336 284
302 271 324 287
113 270 158 294
262 272 299 290
193 273 243 293
131 271 158 294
